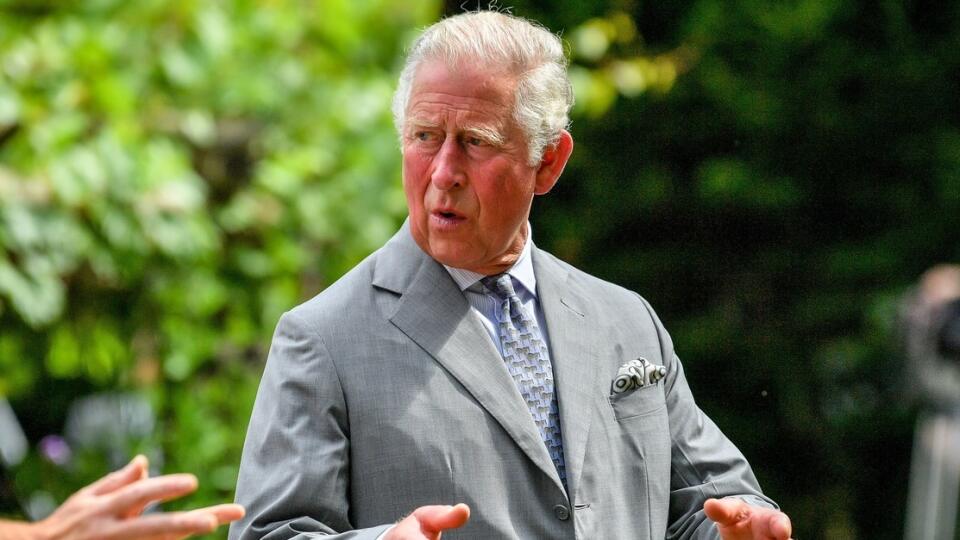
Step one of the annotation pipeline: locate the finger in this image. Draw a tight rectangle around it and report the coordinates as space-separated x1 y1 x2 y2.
106 474 199 515
415 503 470 533
137 456 150 480
185 503 246 525
122 457 155 518
87 455 150 496
101 511 217 540
704 498 751 526
755 510 792 540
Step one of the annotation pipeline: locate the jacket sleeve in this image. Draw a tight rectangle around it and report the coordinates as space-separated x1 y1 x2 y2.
228 310 393 540
637 296 779 540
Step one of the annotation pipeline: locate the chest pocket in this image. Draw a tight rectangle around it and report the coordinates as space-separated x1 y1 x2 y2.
608 382 666 421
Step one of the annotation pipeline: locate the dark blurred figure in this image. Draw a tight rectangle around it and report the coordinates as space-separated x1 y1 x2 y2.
901 265 960 540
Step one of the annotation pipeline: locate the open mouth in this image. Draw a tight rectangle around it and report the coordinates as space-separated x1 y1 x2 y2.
432 208 463 219
431 209 465 227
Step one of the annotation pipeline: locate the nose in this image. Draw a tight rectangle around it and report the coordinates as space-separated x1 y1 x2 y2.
430 137 466 190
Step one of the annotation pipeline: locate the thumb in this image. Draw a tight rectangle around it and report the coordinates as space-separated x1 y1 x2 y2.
704 498 750 525
414 503 471 533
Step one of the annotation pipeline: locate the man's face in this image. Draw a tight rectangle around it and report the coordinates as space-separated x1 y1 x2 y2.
401 60 547 275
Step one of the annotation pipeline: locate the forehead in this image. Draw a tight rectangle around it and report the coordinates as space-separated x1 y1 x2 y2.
406 60 517 125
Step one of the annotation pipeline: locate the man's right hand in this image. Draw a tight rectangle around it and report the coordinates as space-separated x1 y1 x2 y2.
385 504 470 540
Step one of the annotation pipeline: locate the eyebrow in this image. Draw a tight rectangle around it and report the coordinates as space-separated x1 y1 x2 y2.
406 118 507 146
406 118 441 130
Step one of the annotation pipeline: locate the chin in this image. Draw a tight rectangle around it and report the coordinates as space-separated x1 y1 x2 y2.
429 242 478 271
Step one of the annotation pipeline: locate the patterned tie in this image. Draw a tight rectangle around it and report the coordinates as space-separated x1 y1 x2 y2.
480 273 566 487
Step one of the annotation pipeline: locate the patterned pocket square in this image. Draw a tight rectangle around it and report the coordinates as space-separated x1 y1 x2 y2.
611 357 666 394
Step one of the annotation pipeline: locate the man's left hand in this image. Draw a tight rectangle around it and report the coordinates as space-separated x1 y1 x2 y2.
703 498 793 540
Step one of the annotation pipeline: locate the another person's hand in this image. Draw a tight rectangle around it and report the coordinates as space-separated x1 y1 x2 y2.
704 498 793 540
24 455 243 540
384 503 470 540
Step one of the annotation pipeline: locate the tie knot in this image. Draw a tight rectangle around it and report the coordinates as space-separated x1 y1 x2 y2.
480 273 517 301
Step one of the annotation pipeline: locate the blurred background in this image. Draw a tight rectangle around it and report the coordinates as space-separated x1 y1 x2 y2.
1 0 958 538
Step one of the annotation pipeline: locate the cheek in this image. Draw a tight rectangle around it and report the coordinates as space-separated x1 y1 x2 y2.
402 157 428 198
478 169 532 211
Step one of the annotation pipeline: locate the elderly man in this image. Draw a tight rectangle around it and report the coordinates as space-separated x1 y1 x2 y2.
230 11 793 540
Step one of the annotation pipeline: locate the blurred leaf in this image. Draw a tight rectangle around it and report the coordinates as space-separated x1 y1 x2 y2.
0 255 64 326
0 0 441 527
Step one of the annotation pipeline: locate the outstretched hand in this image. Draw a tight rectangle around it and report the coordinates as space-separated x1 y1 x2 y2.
27 455 244 540
385 503 470 540
704 498 793 540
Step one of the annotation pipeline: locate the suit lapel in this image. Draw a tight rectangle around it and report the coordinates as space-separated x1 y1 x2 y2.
379 225 562 487
533 248 598 501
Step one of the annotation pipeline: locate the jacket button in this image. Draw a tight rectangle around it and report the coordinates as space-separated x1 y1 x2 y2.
554 504 570 521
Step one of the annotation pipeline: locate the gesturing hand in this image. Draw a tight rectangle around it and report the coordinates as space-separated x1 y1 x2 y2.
704 498 793 540
29 455 244 540
385 504 470 540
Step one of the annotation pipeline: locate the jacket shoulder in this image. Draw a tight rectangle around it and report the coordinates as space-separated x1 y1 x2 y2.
536 248 652 307
284 246 387 332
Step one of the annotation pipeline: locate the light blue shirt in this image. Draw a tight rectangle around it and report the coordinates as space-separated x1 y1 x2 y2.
442 228 553 357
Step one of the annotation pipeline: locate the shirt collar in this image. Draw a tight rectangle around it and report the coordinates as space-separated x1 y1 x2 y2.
443 225 537 298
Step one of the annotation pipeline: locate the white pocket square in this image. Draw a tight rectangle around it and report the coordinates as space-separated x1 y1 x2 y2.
611 357 666 394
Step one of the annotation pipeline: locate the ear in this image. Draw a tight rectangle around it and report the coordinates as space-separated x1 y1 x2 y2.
534 129 574 195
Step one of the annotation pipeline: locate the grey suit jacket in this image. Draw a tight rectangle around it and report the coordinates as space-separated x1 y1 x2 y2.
229 223 775 540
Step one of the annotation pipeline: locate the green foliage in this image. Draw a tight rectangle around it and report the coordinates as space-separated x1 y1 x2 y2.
0 0 439 532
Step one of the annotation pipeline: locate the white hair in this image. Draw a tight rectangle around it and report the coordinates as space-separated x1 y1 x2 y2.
392 11 573 166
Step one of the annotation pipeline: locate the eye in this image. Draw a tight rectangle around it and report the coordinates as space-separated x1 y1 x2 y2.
466 136 485 146
409 130 442 148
